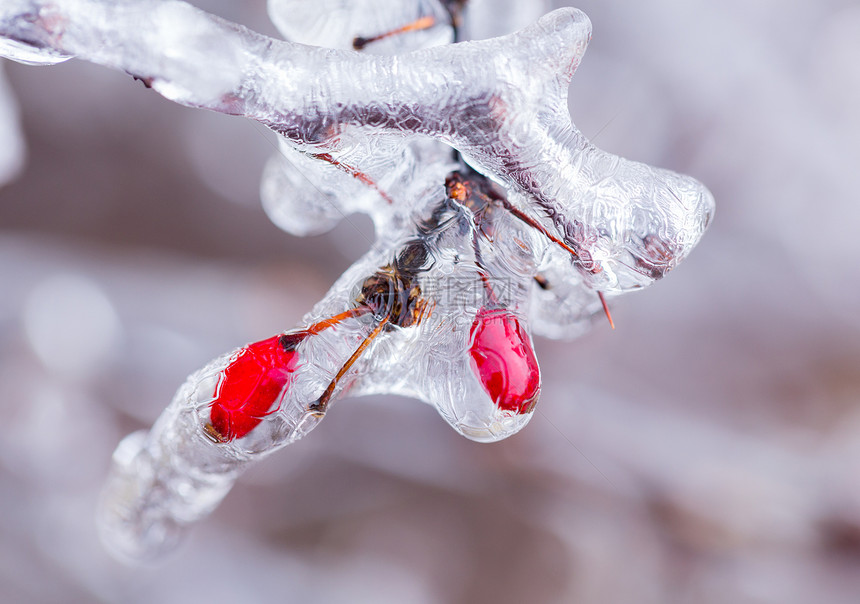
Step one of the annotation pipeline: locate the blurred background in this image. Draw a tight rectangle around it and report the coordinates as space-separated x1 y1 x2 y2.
1 1 860 602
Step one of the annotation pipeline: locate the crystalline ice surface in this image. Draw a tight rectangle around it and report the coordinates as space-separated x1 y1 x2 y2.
0 0 714 560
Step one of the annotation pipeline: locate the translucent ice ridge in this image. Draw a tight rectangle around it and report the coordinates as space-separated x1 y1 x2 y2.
0 0 714 560
0 0 713 291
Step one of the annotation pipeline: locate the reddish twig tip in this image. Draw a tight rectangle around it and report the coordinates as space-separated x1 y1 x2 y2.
597 291 615 330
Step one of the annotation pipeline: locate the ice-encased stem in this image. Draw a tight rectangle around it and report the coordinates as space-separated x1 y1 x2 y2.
0 0 714 290
97 355 322 561
2 0 717 561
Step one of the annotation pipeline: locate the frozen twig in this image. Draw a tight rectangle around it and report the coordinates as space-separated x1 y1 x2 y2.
0 0 713 291
1 0 715 560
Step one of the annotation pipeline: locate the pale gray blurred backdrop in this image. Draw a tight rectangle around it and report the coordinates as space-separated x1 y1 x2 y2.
1 1 859 603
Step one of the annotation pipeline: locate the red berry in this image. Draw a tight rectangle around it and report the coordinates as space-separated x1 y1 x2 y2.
208 335 301 441
469 308 540 414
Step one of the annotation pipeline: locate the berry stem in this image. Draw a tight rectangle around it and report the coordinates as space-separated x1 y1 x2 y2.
310 315 390 416
353 15 437 50
304 306 372 336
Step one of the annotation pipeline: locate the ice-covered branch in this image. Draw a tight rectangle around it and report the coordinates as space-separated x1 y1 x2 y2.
0 0 713 292
1 0 716 561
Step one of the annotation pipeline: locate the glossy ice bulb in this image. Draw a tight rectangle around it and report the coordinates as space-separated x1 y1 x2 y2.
207 334 302 441
469 308 540 415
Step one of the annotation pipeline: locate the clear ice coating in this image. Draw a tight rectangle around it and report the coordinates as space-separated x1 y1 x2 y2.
0 0 714 560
